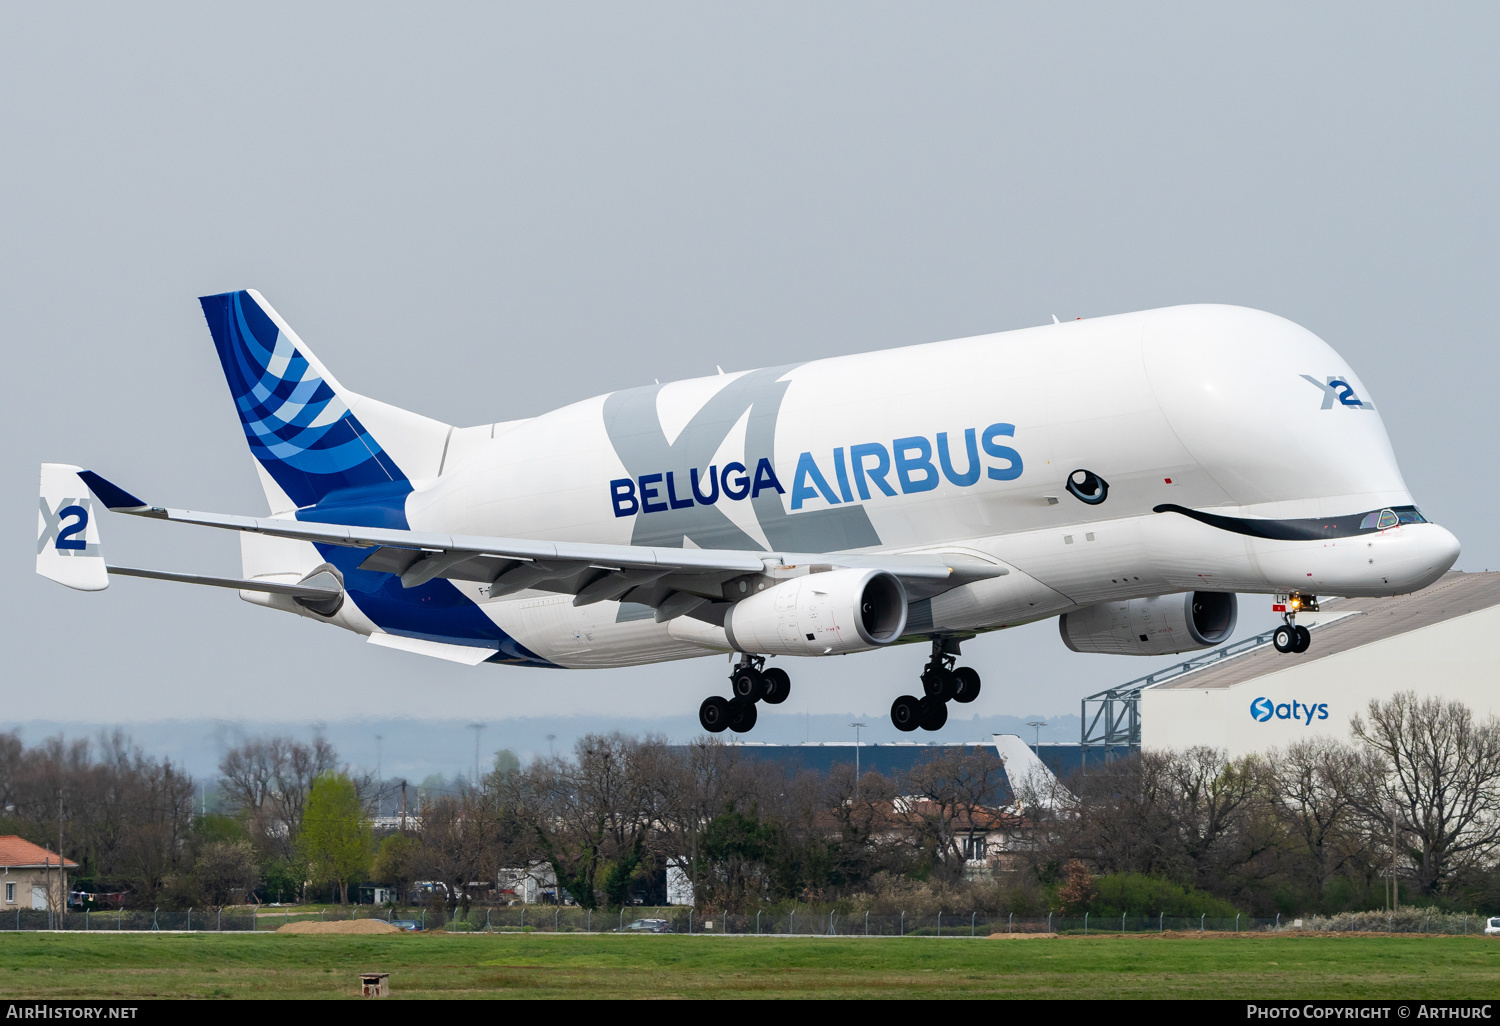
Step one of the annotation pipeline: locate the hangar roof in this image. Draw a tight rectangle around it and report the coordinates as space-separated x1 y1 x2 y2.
1148 571 1500 692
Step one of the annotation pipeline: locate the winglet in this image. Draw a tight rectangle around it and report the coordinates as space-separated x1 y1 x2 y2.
77 470 148 511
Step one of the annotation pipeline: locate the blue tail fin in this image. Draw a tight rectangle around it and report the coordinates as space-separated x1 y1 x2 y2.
199 290 444 512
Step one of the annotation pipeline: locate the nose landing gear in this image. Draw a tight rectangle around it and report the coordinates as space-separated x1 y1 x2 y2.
891 638 981 732
1272 593 1316 654
700 654 791 734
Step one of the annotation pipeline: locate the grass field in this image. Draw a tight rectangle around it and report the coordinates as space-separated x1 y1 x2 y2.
0 932 1495 1000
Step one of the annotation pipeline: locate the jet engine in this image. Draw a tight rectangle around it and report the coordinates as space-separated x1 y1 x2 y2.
1058 591 1237 656
723 568 908 656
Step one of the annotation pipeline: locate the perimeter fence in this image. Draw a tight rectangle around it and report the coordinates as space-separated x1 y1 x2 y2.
1 905 1486 936
0 908 258 932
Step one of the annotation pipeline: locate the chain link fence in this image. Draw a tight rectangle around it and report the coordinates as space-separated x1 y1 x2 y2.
1 905 1488 936
0 908 259 932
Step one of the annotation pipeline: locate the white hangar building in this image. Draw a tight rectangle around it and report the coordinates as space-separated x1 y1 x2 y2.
1081 572 1500 759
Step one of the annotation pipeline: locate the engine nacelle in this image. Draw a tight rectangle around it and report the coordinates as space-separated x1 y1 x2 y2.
723 568 908 656
1059 591 1237 656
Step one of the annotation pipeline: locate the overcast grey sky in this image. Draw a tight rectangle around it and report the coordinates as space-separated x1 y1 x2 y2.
3 3 1495 745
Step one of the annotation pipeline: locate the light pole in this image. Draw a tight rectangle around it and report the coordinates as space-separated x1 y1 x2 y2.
849 723 866 800
468 723 484 788
374 734 384 816
546 733 557 758
1026 721 1047 748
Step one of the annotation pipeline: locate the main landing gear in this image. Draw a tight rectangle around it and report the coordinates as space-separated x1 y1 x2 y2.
699 654 791 734
1272 592 1317 654
891 638 981 733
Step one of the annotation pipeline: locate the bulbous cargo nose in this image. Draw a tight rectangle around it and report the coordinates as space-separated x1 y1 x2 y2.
1424 523 1462 574
1393 522 1461 591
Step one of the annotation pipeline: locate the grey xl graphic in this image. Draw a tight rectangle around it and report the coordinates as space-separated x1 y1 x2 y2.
1301 374 1374 411
603 366 881 553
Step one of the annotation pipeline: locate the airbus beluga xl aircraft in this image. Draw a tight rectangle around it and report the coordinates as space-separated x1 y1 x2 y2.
37 291 1460 734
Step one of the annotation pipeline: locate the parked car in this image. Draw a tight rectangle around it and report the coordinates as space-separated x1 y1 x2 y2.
391 920 423 932
619 918 671 933
1484 917 1500 935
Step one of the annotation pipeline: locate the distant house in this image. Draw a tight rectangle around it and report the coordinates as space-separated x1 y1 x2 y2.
0 837 79 911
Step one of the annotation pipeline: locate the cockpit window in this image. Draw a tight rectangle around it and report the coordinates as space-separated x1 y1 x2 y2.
1360 508 1420 530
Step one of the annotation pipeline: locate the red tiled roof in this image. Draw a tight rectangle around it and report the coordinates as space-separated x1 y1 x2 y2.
0 836 78 869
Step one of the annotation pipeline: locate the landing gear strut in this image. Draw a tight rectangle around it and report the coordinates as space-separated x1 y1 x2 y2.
1272 592 1316 654
891 638 981 732
699 654 791 734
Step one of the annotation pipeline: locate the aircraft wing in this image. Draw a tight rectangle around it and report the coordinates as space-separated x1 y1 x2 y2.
75 470 1005 620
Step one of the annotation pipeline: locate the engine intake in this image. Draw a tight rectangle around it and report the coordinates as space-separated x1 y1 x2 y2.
724 568 908 656
1059 591 1237 656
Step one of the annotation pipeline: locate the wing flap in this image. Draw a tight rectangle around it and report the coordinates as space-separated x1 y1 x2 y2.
367 633 498 665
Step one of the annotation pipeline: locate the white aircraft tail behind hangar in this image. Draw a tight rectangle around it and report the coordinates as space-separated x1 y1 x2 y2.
37 291 1460 734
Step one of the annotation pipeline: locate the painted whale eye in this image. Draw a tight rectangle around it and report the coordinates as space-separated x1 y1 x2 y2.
1066 469 1108 505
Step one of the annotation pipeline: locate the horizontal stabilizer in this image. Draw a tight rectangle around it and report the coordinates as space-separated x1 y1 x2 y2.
106 566 342 601
77 471 147 511
368 633 497 665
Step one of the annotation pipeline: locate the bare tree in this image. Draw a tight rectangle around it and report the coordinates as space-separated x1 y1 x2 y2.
196 841 261 909
1162 746 1262 887
821 764 904 887
898 747 1007 880
1059 751 1178 877
514 734 665 909
217 736 340 857
1263 737 1374 904
1351 692 1500 895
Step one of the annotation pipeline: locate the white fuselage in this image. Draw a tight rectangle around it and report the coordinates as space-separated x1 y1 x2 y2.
256 304 1460 668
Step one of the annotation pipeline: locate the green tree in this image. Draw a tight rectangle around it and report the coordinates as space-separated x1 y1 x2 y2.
1087 872 1240 918
297 772 371 904
698 806 777 911
196 840 260 908
258 855 302 905
492 749 521 778
371 834 423 903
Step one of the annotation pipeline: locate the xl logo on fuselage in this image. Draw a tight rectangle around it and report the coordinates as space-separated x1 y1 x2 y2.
603 366 881 552
602 368 1024 553
1250 696 1329 725
1301 374 1374 411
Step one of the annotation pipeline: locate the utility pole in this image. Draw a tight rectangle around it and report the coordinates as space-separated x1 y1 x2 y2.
374 734 385 818
57 790 64 916
1391 806 1399 912
849 723 866 801
401 780 408 833
468 723 484 788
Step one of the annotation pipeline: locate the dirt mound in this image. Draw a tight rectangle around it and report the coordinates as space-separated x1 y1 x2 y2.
276 919 402 935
